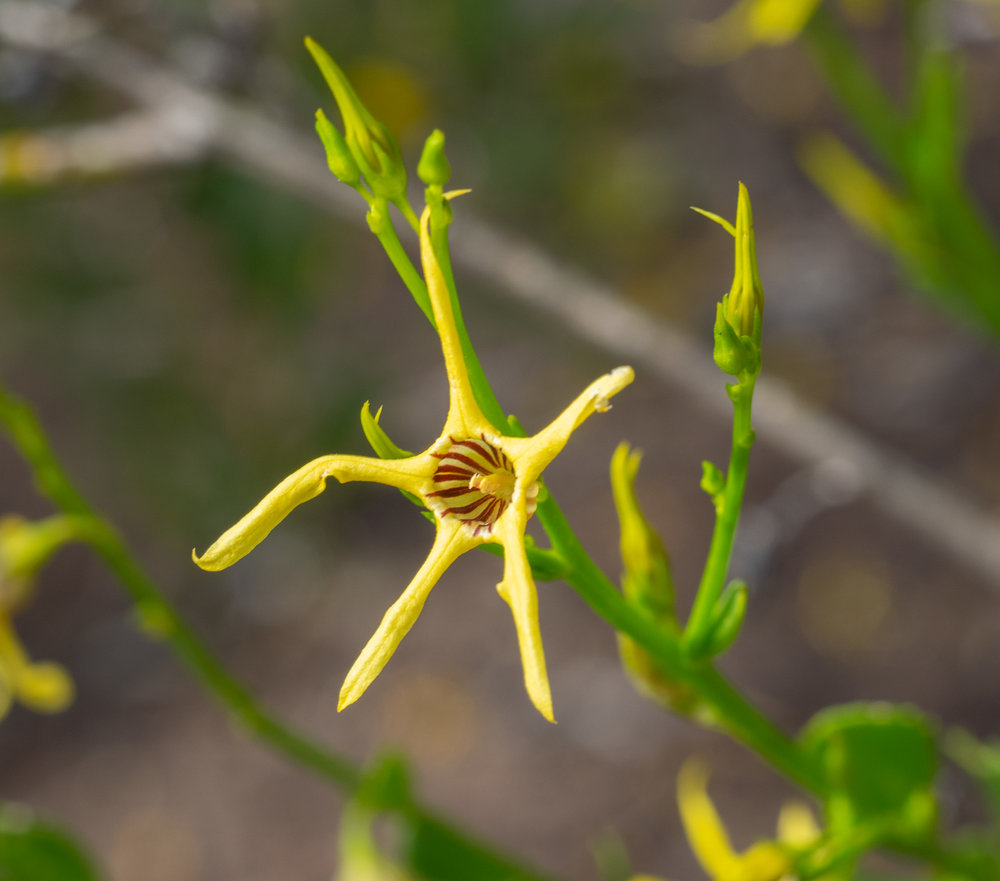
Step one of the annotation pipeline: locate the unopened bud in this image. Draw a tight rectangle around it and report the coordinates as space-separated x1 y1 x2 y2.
305 38 408 202
314 109 361 187
725 182 765 340
417 129 451 187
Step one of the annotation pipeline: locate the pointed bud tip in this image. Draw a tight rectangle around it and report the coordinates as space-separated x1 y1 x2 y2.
418 129 451 187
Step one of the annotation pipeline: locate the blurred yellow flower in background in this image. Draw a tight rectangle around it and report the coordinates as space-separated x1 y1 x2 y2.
0 515 82 721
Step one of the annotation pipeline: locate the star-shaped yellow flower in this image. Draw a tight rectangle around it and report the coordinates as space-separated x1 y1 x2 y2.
194 203 633 721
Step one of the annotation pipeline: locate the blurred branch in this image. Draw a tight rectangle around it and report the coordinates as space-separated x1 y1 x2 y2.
0 109 209 185
1 1 999 587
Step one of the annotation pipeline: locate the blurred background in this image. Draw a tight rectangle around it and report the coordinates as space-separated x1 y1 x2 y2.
1 0 1000 878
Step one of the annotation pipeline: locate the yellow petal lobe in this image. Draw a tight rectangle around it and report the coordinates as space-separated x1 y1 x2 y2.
194 454 432 571
339 524 475 711
502 366 634 482
419 206 482 436
494 507 554 723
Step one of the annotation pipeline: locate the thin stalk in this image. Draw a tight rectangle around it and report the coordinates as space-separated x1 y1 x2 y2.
372 217 436 328
804 8 907 168
684 379 755 653
535 493 823 793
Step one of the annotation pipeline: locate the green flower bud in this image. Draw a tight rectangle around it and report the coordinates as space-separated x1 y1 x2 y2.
701 580 748 657
610 443 675 621
611 444 714 720
314 109 361 187
305 37 408 203
417 129 451 187
696 183 764 378
725 182 765 340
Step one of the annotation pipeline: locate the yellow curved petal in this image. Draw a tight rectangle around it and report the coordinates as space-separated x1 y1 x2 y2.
339 523 475 711
502 366 634 482
494 507 554 723
419 205 482 436
194 454 433 571
677 760 742 878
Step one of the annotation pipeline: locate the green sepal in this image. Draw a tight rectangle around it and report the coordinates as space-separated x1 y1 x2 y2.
425 184 454 232
799 702 938 837
361 402 413 459
360 403 428 518
700 579 748 658
418 129 451 187
713 299 760 378
314 109 362 187
699 460 725 511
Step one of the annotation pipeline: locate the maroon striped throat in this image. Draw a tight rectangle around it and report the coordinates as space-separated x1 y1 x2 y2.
428 436 539 538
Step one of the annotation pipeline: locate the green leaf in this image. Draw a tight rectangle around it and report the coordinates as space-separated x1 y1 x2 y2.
0 804 104 881
799 703 938 835
407 815 554 881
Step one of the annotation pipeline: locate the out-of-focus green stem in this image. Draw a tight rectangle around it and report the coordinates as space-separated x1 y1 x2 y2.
0 384 360 790
683 377 755 655
804 5 1000 336
0 383 560 881
804 8 907 168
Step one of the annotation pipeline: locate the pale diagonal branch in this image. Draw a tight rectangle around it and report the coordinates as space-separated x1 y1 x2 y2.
1 0 998 586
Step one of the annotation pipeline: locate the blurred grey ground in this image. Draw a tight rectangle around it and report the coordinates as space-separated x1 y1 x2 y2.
1 1 1000 879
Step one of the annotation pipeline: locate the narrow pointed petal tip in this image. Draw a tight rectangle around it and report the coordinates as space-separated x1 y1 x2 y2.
595 366 635 410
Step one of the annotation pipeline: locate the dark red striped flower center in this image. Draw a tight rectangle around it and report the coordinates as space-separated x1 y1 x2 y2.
428 437 538 537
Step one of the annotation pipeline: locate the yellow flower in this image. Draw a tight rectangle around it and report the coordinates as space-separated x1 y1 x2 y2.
677 760 821 881
680 0 824 63
194 203 634 722
679 0 896 63
0 515 79 721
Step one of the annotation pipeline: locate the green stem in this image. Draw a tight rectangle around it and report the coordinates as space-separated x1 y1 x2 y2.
0 384 558 881
804 8 907 168
535 493 822 793
683 377 755 654
370 206 437 327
